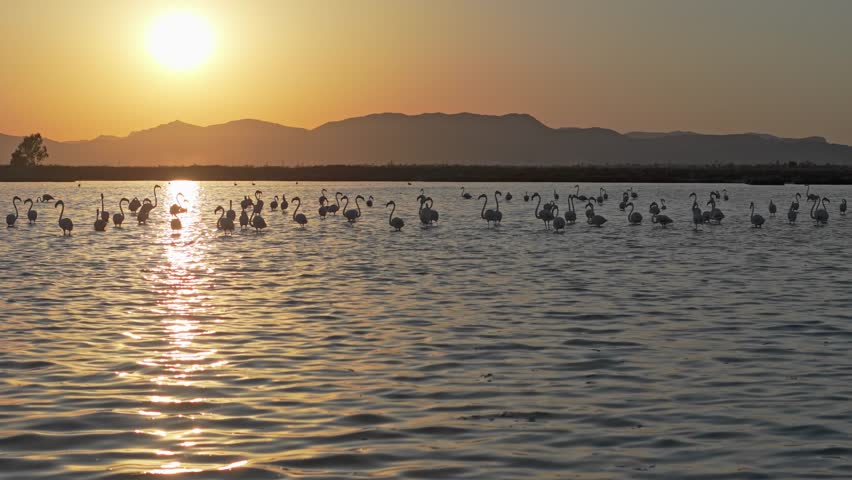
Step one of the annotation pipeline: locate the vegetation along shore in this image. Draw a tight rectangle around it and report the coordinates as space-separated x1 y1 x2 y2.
3 164 852 184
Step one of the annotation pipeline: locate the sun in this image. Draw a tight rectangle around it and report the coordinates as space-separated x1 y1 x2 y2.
146 11 214 71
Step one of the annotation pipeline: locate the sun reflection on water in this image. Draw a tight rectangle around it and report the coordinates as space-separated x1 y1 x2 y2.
120 181 247 475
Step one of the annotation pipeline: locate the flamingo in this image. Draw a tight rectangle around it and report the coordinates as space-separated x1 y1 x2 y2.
707 197 725 224
37 194 55 203
240 195 253 211
660 199 667 210
343 195 364 223
840 199 847 215
804 184 818 202
649 201 660 215
128 197 141 215
652 213 673 228
505 192 513 201
602 188 609 200
24 198 37 224
215 206 235 233
596 188 604 205
113 198 127 227
319 189 328 206
564 195 577 224
318 197 328 220
478 194 497 227
461 187 472 200
750 202 766 228
366 195 374 207
270 195 279 211
55 200 73 235
100 193 109 223
417 195 431 225
553 189 559 201
327 192 340 215
618 197 628 211
94 208 107 231
239 206 249 229
137 185 161 224
493 191 503 225
691 201 703 231
584 200 595 223
574 185 589 202
426 197 439 224
280 194 289 211
250 206 267 232
768 200 777 217
787 202 798 224
587 202 607 227
227 200 237 221
791 193 801 211
552 204 566 232
532 193 552 229
7 196 21 227
292 197 308 227
523 192 530 202
386 201 404 231
722 189 729 201
254 190 264 212
169 192 187 216
629 187 638 199
626 202 642 225
811 197 829 225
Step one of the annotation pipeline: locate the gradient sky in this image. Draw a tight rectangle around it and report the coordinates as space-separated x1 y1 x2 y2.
1 0 851 143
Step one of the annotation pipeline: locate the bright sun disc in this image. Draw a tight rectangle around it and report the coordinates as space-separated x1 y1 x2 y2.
147 11 214 71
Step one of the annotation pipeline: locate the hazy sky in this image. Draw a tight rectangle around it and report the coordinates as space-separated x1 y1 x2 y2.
1 0 851 143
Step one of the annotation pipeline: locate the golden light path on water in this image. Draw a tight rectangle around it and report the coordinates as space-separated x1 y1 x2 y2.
120 181 248 475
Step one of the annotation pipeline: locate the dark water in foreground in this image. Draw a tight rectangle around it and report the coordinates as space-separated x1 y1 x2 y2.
1 181 851 479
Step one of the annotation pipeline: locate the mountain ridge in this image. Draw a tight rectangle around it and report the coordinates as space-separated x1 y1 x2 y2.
2 112 850 166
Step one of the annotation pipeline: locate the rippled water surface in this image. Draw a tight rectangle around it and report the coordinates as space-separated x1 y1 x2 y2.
1 181 851 479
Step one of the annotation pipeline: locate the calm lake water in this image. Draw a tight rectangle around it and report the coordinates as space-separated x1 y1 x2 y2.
1 181 851 479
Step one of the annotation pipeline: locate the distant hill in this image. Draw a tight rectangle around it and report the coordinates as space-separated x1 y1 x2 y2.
2 113 850 166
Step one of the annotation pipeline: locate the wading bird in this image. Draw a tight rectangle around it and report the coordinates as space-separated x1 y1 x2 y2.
94 209 107 231
292 197 308 227
113 198 128 227
626 202 642 225
750 202 765 228
6 196 21 227
24 198 37 224
137 185 161 224
386 201 404 231
55 201 73 235
215 206 235 233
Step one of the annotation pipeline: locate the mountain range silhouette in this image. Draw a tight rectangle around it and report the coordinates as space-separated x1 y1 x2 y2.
3 113 849 166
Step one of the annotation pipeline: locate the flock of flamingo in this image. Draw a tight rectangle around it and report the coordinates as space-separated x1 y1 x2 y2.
3 184 847 236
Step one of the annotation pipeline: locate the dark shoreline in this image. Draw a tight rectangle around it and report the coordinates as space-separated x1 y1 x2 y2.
3 164 852 184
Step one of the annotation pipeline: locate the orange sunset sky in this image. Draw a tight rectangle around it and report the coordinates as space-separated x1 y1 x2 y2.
1 0 851 143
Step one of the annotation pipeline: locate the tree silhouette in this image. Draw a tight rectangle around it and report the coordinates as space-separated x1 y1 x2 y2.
10 133 49 167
